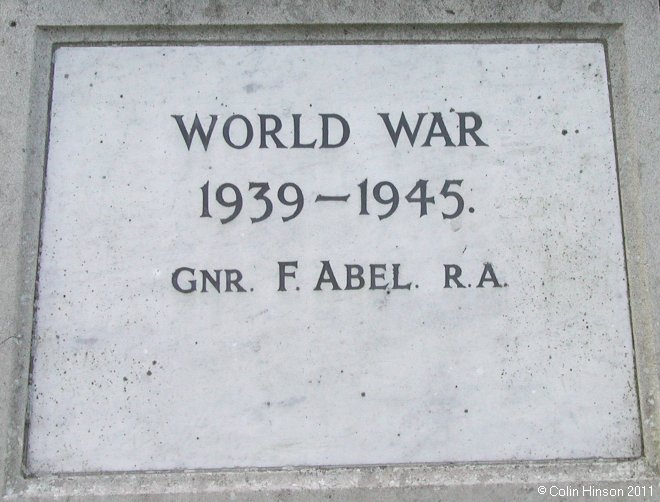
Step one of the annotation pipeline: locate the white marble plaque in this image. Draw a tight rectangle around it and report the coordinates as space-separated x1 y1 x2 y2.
27 44 640 473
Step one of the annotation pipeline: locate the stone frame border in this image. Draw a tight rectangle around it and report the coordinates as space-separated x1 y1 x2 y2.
1 6 658 501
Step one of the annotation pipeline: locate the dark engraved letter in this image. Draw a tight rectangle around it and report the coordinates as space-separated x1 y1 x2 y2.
345 264 365 290
292 114 317 148
392 264 412 290
320 114 350 148
172 114 218 151
458 112 488 146
259 114 286 148
278 261 298 291
422 112 455 147
378 112 426 147
370 264 389 290
201 270 222 293
314 261 342 290
444 265 465 288
225 269 247 292
476 263 501 288
172 267 196 293
223 114 254 149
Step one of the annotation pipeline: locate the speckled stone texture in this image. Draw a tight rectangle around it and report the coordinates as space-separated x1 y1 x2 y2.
27 43 638 473
0 1 658 500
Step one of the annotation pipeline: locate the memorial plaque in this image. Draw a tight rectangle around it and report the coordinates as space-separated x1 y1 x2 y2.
27 43 640 473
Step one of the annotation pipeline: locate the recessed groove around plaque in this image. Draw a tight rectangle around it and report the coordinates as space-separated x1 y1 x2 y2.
26 43 640 473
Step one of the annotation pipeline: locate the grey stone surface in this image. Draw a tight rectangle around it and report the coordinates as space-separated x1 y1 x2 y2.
27 42 639 472
0 0 658 500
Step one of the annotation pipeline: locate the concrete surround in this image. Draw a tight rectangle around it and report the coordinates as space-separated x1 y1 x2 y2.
0 1 658 500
